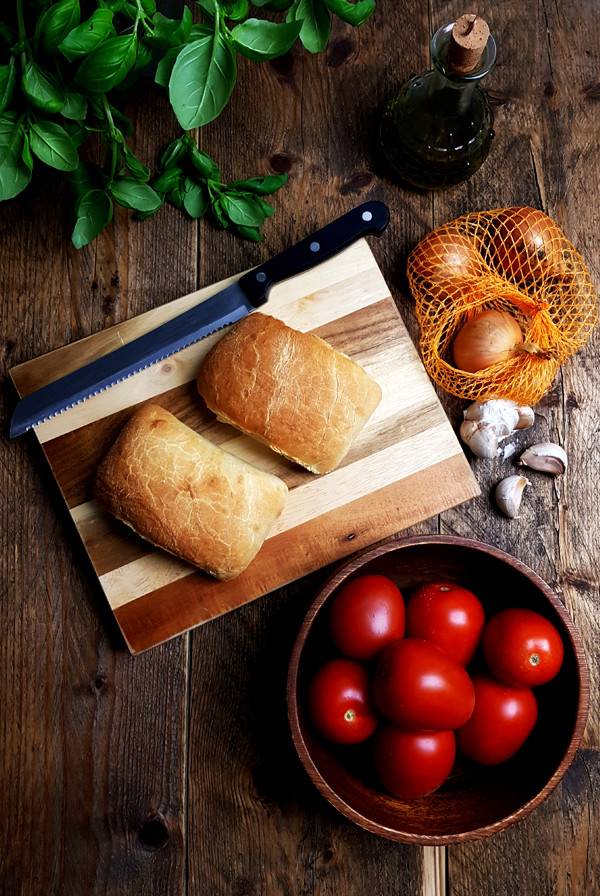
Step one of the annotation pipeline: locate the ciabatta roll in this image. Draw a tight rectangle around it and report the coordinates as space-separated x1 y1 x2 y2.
196 313 382 474
93 404 288 581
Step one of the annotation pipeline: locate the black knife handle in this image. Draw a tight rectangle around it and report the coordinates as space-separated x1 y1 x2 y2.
238 200 390 308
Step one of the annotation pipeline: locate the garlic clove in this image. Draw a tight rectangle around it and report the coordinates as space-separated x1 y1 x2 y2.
519 442 568 475
459 419 500 459
495 475 530 518
514 405 535 430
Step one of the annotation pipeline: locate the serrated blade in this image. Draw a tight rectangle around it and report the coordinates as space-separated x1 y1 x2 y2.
10 200 390 438
10 283 253 438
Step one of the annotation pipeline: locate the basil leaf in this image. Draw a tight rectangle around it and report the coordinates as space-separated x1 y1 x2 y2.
196 0 218 20
60 118 89 147
154 46 182 88
188 146 220 180
219 192 265 226
22 131 34 171
72 189 113 248
0 114 33 200
231 18 301 61
74 34 138 95
123 146 151 182
321 0 375 26
183 179 208 218
107 104 134 136
236 224 264 241
59 9 116 61
61 91 87 120
152 166 183 193
121 1 139 19
251 0 294 9
131 41 153 73
29 119 79 171
287 0 330 54
21 62 66 113
221 0 250 22
35 0 81 55
255 196 275 216
110 177 163 212
68 160 107 196
189 23 214 39
167 176 186 210
151 6 193 47
231 173 287 194
169 33 237 128
211 198 230 228
159 137 186 169
0 59 16 115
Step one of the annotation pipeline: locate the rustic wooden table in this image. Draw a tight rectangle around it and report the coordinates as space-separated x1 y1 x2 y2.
1 1 598 893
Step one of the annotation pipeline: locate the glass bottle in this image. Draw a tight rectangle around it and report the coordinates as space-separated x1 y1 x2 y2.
380 15 497 190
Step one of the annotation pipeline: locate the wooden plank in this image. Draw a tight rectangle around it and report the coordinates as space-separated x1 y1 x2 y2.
1 89 193 896
433 0 600 892
4 2 598 894
10 240 479 654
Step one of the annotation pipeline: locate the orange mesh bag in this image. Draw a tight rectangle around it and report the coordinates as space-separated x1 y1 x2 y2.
407 207 598 406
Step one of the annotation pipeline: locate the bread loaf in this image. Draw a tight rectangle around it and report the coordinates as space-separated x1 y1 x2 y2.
196 313 382 474
93 404 288 581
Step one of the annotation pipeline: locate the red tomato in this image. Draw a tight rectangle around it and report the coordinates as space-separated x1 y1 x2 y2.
482 608 564 688
405 581 485 666
307 658 379 745
456 673 538 765
328 574 405 661
373 638 475 730
373 724 456 799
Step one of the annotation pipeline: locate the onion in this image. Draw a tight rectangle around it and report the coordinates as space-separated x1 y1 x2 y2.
452 310 523 373
410 230 484 299
491 207 564 280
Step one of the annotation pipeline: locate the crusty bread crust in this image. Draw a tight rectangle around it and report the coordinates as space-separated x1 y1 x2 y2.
93 404 288 581
196 313 382 474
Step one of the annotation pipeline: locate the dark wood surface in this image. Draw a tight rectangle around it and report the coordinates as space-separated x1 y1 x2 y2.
1 1 599 894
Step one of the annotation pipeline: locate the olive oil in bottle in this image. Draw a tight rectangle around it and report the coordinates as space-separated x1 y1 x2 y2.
380 15 497 189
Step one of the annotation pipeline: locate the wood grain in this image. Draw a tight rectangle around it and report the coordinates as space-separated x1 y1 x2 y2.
2 1 600 894
10 240 478 654
287 538 588 846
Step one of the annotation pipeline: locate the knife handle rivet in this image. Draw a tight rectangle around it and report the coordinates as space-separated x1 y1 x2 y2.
362 210 373 222
310 241 320 253
256 271 266 282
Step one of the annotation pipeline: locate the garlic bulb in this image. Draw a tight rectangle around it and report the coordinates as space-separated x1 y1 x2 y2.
463 399 520 434
495 475 530 518
519 443 568 475
460 399 535 459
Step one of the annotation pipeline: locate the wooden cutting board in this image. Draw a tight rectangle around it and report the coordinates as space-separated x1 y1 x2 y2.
10 239 479 654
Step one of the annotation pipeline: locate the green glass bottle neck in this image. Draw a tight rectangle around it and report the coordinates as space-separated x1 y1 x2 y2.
431 21 497 82
424 22 497 114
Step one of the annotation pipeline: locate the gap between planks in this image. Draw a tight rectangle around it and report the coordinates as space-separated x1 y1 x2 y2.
422 846 447 896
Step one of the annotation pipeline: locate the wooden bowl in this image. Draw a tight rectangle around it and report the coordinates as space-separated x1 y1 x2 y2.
287 535 589 844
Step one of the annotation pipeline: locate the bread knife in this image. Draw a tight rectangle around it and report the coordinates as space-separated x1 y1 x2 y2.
10 201 389 438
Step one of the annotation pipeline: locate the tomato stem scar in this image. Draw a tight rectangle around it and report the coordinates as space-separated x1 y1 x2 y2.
344 709 356 723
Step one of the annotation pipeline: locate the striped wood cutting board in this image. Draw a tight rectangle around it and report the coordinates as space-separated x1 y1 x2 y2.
10 239 479 654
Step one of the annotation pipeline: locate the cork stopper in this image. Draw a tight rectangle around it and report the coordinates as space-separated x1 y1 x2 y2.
447 14 490 73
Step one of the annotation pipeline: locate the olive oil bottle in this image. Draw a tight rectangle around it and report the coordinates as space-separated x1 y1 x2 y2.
380 15 497 189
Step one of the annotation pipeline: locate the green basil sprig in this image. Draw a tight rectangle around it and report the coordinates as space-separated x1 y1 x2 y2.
0 0 375 247
153 133 287 240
